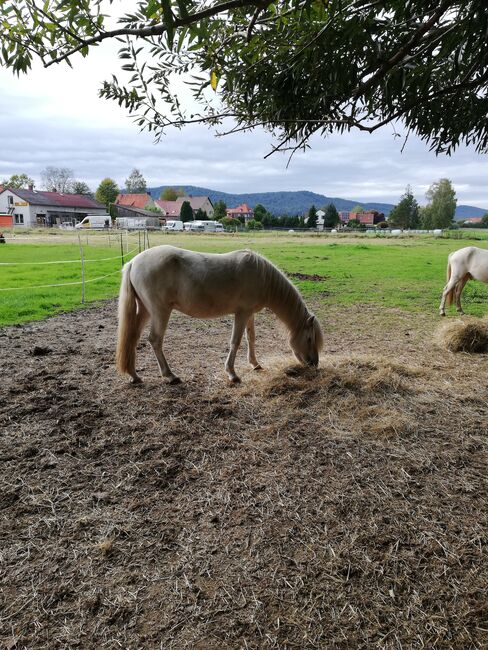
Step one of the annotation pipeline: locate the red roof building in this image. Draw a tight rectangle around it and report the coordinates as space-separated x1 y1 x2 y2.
350 211 385 226
155 196 214 218
226 203 254 221
115 193 154 209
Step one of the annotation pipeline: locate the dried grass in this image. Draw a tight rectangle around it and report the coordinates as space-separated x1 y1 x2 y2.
1 301 487 649
437 316 488 353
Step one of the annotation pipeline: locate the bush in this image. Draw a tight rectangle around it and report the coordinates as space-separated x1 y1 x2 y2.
246 219 263 230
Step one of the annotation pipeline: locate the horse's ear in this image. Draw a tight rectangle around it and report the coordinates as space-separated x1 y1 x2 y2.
307 314 315 326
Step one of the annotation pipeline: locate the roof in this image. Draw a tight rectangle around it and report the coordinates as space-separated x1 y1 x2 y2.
115 193 153 209
175 196 213 211
0 188 105 209
114 205 162 218
227 203 253 213
155 200 181 216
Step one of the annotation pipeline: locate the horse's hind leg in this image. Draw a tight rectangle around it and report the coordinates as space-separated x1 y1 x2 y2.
455 274 469 314
225 311 250 383
246 315 262 370
148 309 180 385
439 274 462 316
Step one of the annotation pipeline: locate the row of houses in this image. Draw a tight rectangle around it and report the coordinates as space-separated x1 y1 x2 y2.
115 193 255 222
316 209 386 227
0 185 255 228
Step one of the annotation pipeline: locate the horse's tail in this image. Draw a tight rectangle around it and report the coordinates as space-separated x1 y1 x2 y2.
445 258 455 307
116 262 146 376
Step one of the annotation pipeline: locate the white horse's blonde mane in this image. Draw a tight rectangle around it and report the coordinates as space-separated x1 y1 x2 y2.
245 251 322 345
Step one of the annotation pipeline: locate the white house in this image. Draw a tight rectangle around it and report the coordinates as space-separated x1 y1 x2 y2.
0 187 107 227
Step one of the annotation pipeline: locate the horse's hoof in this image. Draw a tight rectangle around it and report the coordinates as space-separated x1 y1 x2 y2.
253 364 263 371
130 375 143 384
167 376 182 385
439 312 446 317
229 376 241 384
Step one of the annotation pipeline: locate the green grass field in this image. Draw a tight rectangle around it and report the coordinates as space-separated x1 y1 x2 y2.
1 231 488 326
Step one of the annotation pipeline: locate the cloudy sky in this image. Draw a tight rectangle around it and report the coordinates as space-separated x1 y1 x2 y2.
0 36 487 208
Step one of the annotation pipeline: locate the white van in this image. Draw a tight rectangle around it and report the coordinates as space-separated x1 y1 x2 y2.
163 220 184 231
75 215 111 229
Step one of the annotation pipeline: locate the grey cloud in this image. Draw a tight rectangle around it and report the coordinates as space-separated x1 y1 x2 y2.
1 91 487 208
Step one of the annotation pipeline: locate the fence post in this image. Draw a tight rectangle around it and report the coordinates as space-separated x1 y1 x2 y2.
120 233 125 268
125 229 129 253
138 230 141 253
146 229 150 250
78 235 85 304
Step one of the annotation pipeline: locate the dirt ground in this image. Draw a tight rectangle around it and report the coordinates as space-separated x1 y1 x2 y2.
1 299 487 649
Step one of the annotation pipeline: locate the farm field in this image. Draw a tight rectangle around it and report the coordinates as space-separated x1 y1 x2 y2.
2 231 488 326
1 232 487 648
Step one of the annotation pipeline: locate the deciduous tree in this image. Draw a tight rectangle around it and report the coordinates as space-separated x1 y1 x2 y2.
213 200 227 221
72 181 92 196
3 2 487 156
425 179 457 228
125 169 147 194
160 187 185 200
41 166 74 193
1 173 35 189
96 178 119 208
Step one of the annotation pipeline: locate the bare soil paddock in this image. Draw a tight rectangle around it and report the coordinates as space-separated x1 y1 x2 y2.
1 301 487 649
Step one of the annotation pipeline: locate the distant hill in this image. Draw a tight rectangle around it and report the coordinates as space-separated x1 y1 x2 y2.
148 185 487 220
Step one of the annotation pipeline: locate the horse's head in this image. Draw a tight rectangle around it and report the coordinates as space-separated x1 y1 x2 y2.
290 313 324 368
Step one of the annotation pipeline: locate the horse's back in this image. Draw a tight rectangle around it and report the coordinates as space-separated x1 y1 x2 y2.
449 246 488 281
128 246 268 317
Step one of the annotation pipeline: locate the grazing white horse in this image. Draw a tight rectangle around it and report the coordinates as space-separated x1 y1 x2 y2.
439 246 488 316
116 246 324 384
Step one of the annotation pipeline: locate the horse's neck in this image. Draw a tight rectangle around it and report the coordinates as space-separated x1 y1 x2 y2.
264 270 308 335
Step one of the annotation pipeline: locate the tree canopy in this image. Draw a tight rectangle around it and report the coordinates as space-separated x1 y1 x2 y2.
125 169 147 194
160 187 186 200
388 186 420 229
2 1 487 156
40 166 74 193
323 204 340 228
1 173 35 189
424 178 457 228
179 200 194 222
95 178 119 207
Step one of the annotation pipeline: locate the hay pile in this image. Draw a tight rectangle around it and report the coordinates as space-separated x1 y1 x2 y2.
437 316 488 353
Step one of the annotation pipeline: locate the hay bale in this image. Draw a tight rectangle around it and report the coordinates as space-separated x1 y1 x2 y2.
437 317 488 353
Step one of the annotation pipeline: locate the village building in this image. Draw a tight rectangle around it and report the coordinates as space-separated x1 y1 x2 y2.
463 217 483 224
155 196 214 218
226 203 254 221
349 210 385 226
0 187 106 227
338 211 350 224
114 193 154 209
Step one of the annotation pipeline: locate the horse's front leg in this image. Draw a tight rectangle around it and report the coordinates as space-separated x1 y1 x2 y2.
225 311 250 383
246 315 262 370
148 309 181 385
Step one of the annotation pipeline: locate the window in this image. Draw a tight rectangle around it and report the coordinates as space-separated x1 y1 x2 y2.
8 196 13 205
14 213 24 224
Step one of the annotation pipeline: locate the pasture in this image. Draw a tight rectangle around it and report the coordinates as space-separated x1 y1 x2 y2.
0 231 487 648
2 231 488 327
